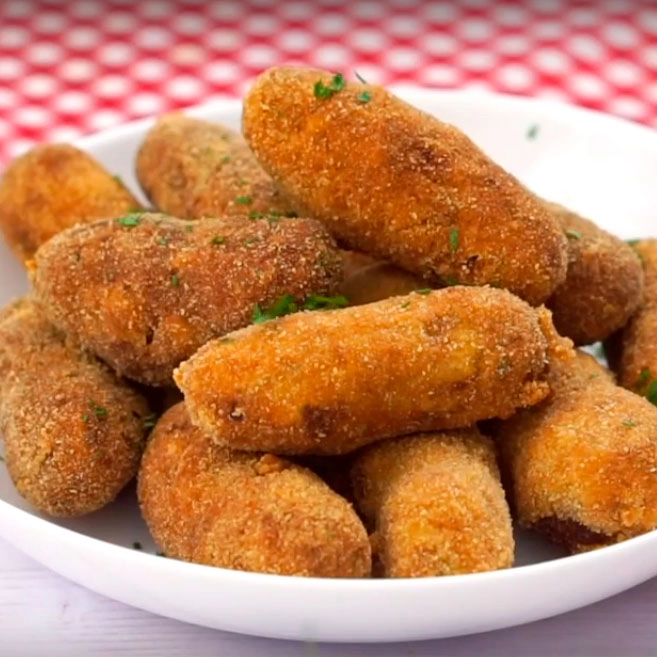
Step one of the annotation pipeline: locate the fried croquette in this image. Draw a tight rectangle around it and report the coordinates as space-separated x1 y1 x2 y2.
605 239 657 396
350 430 514 577
494 350 657 553
136 113 295 220
545 203 643 345
33 212 342 386
340 259 427 306
243 66 569 305
175 286 573 455
0 297 150 517
0 144 140 263
138 403 371 577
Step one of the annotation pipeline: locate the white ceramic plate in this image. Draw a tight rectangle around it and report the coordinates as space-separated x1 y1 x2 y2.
1 89 657 644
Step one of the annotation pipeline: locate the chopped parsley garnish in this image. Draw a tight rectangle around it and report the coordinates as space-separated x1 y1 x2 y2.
401 301 411 309
449 228 460 252
132 541 143 550
248 211 264 219
648 380 657 406
171 274 180 287
116 214 142 227
243 236 261 246
235 195 252 205
357 91 372 104
252 294 349 324
211 235 226 245
113 174 122 183
444 276 459 286
627 239 640 247
302 294 349 310
638 368 652 386
314 72 345 99
622 419 637 427
88 399 108 420
526 124 540 140
566 229 581 240
157 236 169 246
185 224 194 233
221 155 231 164
82 414 90 423
142 413 158 430
355 71 368 83
416 288 432 295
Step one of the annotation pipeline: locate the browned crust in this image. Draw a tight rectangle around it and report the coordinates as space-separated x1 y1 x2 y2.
607 239 657 394
350 430 514 577
138 403 371 577
243 66 569 305
33 212 342 386
175 286 573 455
0 297 150 517
545 203 644 345
494 351 657 552
136 113 295 219
0 144 140 263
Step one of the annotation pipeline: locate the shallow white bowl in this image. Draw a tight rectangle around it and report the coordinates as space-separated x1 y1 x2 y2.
1 89 656 644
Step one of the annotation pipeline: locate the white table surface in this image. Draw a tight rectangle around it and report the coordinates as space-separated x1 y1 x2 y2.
1 538 657 657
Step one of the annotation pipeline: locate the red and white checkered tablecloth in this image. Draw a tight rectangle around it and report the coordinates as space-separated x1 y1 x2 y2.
2 0 657 166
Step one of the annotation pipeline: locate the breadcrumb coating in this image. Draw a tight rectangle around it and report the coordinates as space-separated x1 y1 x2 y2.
176 286 573 455
33 212 342 386
350 430 514 577
545 203 643 345
138 403 371 577
0 144 139 263
495 351 657 553
243 66 568 305
0 297 150 517
136 113 295 219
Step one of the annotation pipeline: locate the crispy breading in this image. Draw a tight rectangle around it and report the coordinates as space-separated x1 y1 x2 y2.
243 66 569 305
606 239 657 395
138 403 371 577
545 203 643 345
0 144 139 263
32 212 342 386
350 430 514 577
136 114 295 219
494 351 657 553
175 286 573 455
0 297 149 517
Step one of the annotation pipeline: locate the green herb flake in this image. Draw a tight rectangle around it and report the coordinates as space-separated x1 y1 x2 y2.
239 178 248 186
627 239 640 247
526 124 540 140
566 229 582 240
171 274 180 288
313 72 346 99
185 224 194 233
302 294 349 311
211 236 226 246
638 368 652 386
647 380 657 406
219 337 235 344
416 288 432 295
235 195 252 205
401 301 411 310
252 294 298 324
357 91 372 104
622 419 637 427
113 174 122 183
355 71 368 83
157 236 169 247
244 236 261 246
248 211 264 219
132 541 143 550
221 155 231 164
444 276 459 287
142 413 158 431
82 414 90 423
449 228 460 253
89 399 108 420
116 213 142 227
